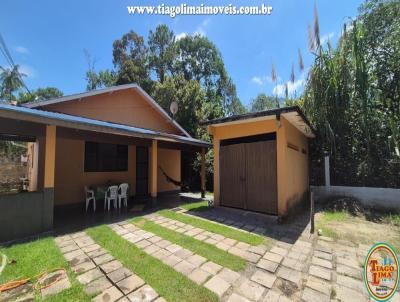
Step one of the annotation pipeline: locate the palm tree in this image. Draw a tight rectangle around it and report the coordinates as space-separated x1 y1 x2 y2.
0 65 26 101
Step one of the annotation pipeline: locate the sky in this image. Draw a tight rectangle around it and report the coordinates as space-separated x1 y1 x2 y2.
0 0 363 107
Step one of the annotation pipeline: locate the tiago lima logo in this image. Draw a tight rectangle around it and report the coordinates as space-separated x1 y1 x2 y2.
364 243 399 301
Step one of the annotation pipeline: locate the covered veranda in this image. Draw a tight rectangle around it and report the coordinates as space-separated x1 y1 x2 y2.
0 103 210 243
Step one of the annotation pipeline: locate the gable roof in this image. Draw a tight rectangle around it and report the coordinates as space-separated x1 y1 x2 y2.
23 84 191 138
202 106 316 138
0 103 211 148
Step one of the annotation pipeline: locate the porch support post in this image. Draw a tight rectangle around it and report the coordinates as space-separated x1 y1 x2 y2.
201 147 206 198
43 125 56 230
150 140 158 198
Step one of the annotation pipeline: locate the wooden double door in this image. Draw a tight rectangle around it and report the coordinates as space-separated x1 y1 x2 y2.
220 134 277 214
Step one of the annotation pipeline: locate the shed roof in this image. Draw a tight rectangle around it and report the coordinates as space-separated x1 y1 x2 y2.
202 106 316 138
23 83 191 138
0 104 211 148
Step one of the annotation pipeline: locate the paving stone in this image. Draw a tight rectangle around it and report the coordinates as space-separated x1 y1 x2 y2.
174 248 194 260
227 293 251 302
201 261 222 275
175 227 186 233
305 275 331 296
81 243 101 253
68 253 91 267
244 252 261 263
75 237 95 248
152 249 171 261
311 256 333 269
93 253 114 265
262 290 281 302
143 244 161 255
107 267 133 283
186 254 207 267
153 297 167 302
174 260 196 275
72 260 96 275
85 276 113 295
251 270 277 288
336 274 365 293
270 246 289 257
256 259 279 273
126 234 143 244
302 287 330 302
87 248 107 258
77 267 104 285
217 268 240 284
314 244 332 254
204 275 231 297
194 234 207 241
229 246 246 258
263 252 283 264
71 231 86 239
116 274 145 294
336 256 362 269
210 233 225 241
248 245 267 255
236 242 251 250
165 244 182 253
188 268 212 284
318 236 334 242
57 239 74 248
309 265 332 281
136 239 152 249
100 260 123 274
92 286 123 302
287 251 307 261
216 242 230 251
334 284 368 302
237 280 265 301
336 264 362 280
40 273 71 298
220 238 237 247
276 266 303 285
59 243 79 254
162 254 182 267
148 235 162 243
205 238 218 245
127 285 159 302
313 250 333 261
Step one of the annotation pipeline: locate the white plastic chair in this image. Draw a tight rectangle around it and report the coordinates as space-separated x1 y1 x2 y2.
84 186 96 212
118 183 129 208
104 185 118 211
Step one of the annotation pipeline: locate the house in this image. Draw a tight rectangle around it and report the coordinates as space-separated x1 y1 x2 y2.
0 84 210 243
204 106 315 219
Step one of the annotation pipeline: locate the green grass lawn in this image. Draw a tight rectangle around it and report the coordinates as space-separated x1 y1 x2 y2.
132 218 246 271
0 237 91 302
158 209 265 246
87 225 217 302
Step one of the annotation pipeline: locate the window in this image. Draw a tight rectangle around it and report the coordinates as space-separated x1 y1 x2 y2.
84 142 128 172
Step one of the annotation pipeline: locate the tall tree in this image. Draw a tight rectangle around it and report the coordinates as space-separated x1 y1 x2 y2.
250 93 276 112
148 25 176 83
0 65 25 101
112 31 152 92
18 87 63 103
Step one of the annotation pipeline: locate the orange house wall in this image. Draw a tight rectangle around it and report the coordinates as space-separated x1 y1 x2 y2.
53 137 181 205
42 89 181 135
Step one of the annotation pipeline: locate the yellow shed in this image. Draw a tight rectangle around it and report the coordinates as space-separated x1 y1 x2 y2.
204 106 315 219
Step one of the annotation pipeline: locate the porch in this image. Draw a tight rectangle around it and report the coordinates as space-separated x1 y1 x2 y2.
0 104 210 243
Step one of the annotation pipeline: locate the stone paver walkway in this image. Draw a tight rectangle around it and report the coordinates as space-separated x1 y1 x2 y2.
144 213 265 263
55 231 163 302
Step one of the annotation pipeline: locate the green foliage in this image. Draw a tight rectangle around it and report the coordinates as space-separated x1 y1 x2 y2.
303 0 400 188
18 87 63 103
250 93 276 112
0 65 25 101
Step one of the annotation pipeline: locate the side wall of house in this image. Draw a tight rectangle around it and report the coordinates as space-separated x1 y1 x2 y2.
157 148 181 193
282 117 309 215
42 89 182 135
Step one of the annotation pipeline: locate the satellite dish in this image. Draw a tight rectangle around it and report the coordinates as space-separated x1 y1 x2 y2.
170 101 178 116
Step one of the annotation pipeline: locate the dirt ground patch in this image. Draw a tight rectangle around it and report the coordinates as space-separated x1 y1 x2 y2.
315 197 400 251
